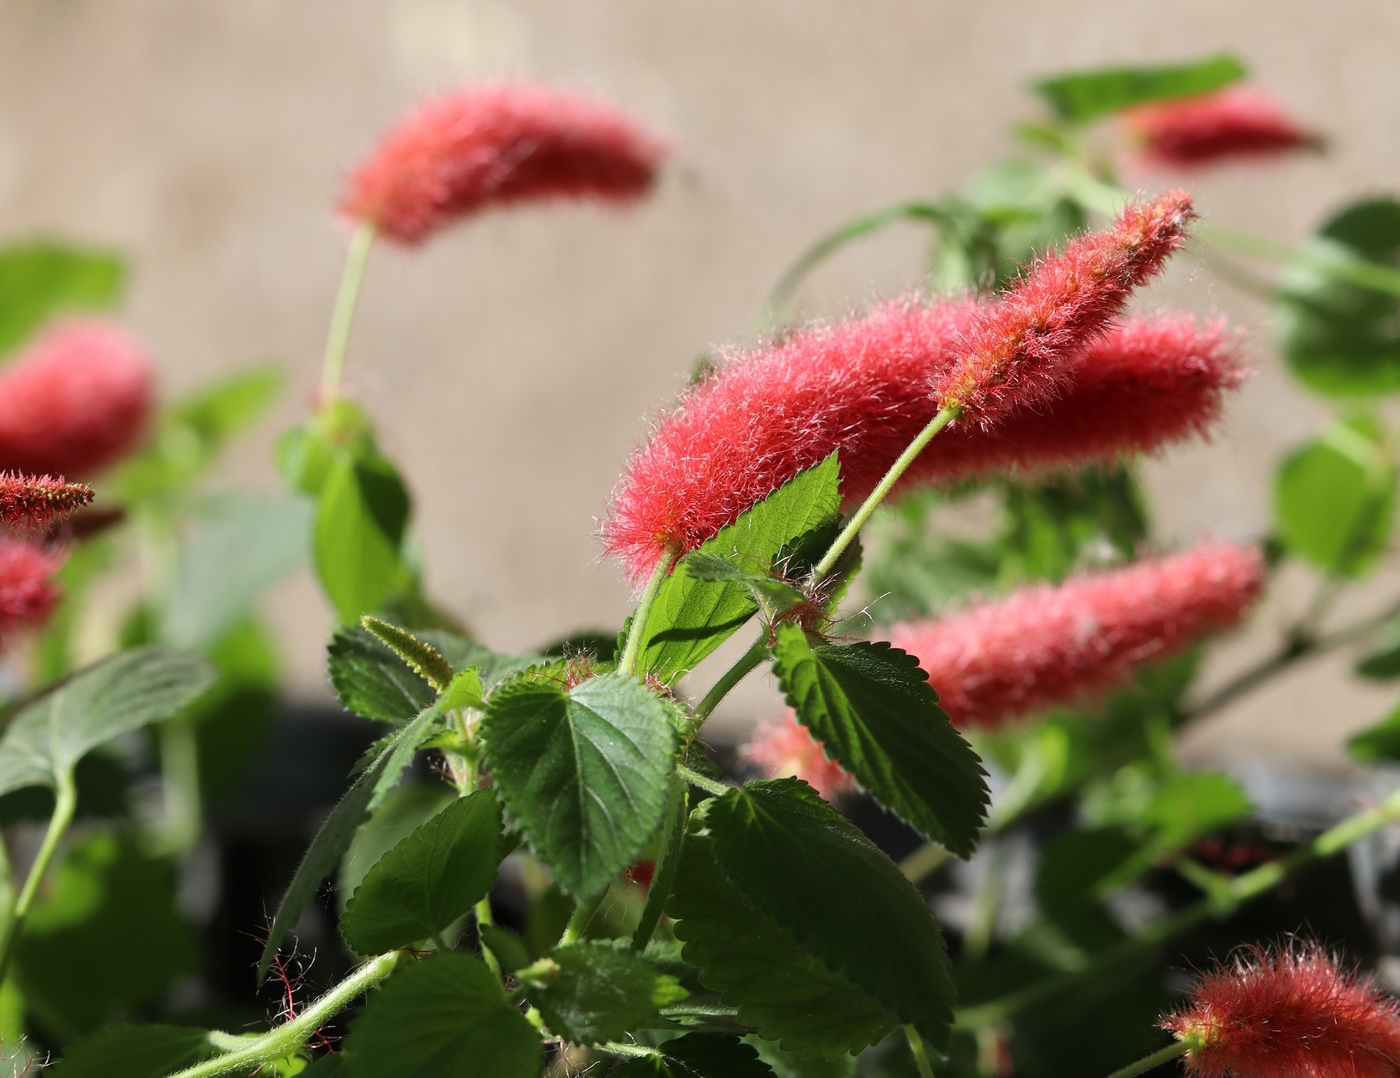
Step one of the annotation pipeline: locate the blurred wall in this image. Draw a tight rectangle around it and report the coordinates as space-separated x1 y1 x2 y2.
1 0 1397 765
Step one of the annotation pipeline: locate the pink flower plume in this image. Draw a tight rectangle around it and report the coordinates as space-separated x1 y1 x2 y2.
1125 89 1321 168
0 473 94 531
0 539 63 651
603 307 1239 584
0 320 153 478
887 541 1264 729
738 711 855 800
1163 942 1400 1078
341 83 668 246
932 191 1195 425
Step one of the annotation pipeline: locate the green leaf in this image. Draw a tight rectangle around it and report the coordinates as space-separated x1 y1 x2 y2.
341 952 540 1078
614 1034 776 1077
16 834 199 1041
681 551 806 617
1275 199 1400 396
1274 419 1394 576
1139 771 1252 853
174 365 284 441
532 941 687 1045
259 703 440 977
748 1037 854 1078
339 781 457 905
1358 615 1400 679
641 455 841 681
702 780 955 1051
314 451 411 623
1032 54 1247 123
440 667 484 711
341 789 501 954
479 923 533 972
162 493 312 650
1349 701 1400 763
0 648 216 796
481 671 678 899
771 628 987 857
327 625 437 723
47 1025 216 1077
1035 827 1139 921
668 828 896 1058
0 241 124 355
360 616 454 691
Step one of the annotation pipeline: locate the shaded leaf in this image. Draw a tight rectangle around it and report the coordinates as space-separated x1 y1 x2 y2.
479 923 532 973
314 451 411 623
771 628 987 856
47 1025 215 1077
481 672 677 899
0 241 124 356
341 953 540 1078
614 1034 776 1077
1139 771 1252 853
749 1037 854 1078
1349 701 1400 764
327 625 437 724
1358 615 1400 679
1033 54 1246 123
339 781 457 906
532 941 686 1045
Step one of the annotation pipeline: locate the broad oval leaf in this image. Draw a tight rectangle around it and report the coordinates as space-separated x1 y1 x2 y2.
327 624 437 723
341 789 501 955
640 454 841 681
0 648 215 797
481 671 678 899
314 451 411 623
771 627 987 857
341 952 540 1078
702 780 955 1051
532 940 686 1046
0 240 124 356
46 1024 215 1077
1032 54 1246 123
613 1033 776 1077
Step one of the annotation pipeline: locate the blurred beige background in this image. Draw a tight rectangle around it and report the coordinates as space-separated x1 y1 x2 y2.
1 0 1397 765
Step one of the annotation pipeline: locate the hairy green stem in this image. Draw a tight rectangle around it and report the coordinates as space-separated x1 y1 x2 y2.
0 771 77 985
166 951 400 1078
693 637 769 724
560 891 607 945
601 1041 658 1060
1103 1039 1192 1078
676 764 731 799
905 1026 938 1078
618 548 679 678
812 406 958 581
319 221 376 404
632 780 689 951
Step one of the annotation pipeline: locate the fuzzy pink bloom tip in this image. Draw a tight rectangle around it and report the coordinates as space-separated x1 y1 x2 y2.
1125 89 1321 168
1163 943 1400 1078
739 711 854 801
0 539 63 651
888 541 1264 728
341 83 667 245
0 320 153 478
0 473 94 531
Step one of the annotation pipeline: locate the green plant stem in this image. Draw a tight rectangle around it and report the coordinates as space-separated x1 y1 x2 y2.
0 771 77 986
166 951 400 1078
632 780 688 951
618 548 679 678
812 406 958 581
676 764 730 799
693 637 769 724
955 786 1400 1031
560 891 607 945
899 843 951 883
905 1026 938 1078
601 1041 657 1060
476 897 502 978
1103 1039 1192 1078
319 220 376 404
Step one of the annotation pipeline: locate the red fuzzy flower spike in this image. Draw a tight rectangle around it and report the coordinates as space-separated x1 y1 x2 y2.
341 83 668 246
1162 943 1400 1078
931 191 1195 426
0 321 153 478
0 539 63 651
887 541 1264 729
0 473 94 531
1126 89 1321 168
739 711 855 800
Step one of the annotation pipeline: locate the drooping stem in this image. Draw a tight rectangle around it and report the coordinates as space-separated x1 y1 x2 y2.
693 636 769 724
165 951 400 1078
0 771 77 985
812 406 958 581
618 547 679 678
319 221 376 404
1103 1039 1192 1078
905 1026 938 1078
632 779 688 951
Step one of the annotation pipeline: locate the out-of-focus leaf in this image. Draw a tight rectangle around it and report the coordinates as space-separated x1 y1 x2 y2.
1138 771 1252 853
1348 701 1400 764
1358 615 1400 679
1032 54 1247 123
0 241 124 356
314 451 411 623
46 1025 216 1077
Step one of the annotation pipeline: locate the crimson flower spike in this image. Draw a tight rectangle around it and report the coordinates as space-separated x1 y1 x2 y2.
0 320 153 478
1162 942 1400 1078
0 539 64 653
0 473 94 531
1124 88 1322 168
341 83 668 246
886 541 1264 729
738 711 855 801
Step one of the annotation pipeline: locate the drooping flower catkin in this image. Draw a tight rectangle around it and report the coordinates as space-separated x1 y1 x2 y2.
604 308 1239 583
1162 943 1400 1078
931 190 1195 424
887 541 1264 728
1125 89 1321 168
0 473 94 531
341 83 667 245
0 539 63 651
0 321 153 478
739 711 855 800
